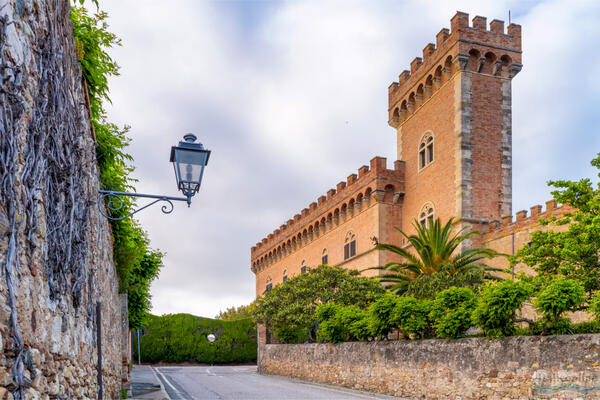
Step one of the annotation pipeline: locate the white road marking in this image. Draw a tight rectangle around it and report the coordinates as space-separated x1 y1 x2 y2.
149 367 172 400
154 367 185 399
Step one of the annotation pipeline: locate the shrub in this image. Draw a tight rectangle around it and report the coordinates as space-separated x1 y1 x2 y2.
430 287 477 339
393 296 434 339
316 303 344 343
339 306 371 341
472 280 533 338
569 321 600 334
534 278 585 335
274 326 309 344
134 314 256 363
589 291 600 321
368 294 400 339
405 269 491 299
253 265 384 342
316 304 371 343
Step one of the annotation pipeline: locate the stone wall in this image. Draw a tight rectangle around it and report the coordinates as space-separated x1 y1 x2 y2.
0 0 124 398
261 335 600 399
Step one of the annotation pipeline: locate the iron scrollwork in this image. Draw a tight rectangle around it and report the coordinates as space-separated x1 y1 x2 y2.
97 190 189 221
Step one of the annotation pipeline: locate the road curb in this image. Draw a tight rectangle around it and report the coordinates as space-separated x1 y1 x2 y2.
150 366 171 400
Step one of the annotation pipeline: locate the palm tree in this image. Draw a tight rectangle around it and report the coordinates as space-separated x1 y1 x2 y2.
367 218 503 295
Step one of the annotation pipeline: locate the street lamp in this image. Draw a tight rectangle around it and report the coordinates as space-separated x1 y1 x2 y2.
98 133 210 220
170 133 211 206
95 134 210 398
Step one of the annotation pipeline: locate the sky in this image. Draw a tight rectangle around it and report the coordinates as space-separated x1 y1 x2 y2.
98 0 600 318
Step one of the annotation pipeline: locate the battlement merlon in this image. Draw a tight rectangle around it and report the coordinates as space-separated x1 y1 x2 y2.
482 200 576 242
387 11 522 127
250 157 405 260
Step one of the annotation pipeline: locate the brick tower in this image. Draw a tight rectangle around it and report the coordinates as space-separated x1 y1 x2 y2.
388 12 522 237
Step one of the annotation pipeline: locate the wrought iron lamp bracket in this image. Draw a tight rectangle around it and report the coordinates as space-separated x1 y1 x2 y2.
98 190 190 221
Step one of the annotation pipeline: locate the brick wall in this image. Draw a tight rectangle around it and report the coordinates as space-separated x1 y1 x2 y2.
252 157 404 295
261 334 600 399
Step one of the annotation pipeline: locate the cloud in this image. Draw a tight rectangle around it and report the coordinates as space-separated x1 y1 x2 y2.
98 0 600 317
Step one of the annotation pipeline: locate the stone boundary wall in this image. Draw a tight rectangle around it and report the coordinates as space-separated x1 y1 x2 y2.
261 334 600 399
0 1 124 398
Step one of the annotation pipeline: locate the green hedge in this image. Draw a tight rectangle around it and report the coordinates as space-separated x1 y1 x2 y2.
133 314 256 364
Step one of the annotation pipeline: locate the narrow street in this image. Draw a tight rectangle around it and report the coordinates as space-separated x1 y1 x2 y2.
152 365 400 400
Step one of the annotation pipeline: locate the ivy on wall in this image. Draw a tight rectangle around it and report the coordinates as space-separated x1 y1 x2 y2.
71 6 162 329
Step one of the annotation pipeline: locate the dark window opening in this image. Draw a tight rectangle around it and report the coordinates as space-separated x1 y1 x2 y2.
301 266 307 274
344 240 356 260
265 283 273 293
322 254 328 265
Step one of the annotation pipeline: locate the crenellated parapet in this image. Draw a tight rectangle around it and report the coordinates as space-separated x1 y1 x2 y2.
388 11 522 128
250 157 405 273
482 200 575 241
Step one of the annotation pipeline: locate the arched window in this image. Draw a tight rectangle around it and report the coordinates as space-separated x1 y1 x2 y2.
300 260 307 275
321 249 328 265
419 203 435 227
419 133 434 170
265 276 273 293
282 269 288 282
344 232 356 260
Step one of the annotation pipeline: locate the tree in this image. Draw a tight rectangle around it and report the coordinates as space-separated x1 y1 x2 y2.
472 280 533 338
534 278 585 335
515 153 600 295
216 302 257 321
369 218 502 297
252 265 385 342
429 287 477 339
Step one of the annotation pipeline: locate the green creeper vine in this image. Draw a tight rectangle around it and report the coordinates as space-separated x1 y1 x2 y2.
71 6 162 329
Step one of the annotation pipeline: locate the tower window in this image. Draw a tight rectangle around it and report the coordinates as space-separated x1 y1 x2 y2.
419 203 435 227
419 133 434 170
283 269 288 282
344 232 356 260
265 276 273 294
301 261 307 274
321 249 328 265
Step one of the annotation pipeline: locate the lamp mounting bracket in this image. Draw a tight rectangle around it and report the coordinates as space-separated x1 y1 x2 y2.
97 190 190 221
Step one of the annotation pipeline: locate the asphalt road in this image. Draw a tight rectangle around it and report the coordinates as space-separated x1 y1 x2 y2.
153 365 401 400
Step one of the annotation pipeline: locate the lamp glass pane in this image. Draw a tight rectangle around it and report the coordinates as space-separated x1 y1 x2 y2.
175 149 207 183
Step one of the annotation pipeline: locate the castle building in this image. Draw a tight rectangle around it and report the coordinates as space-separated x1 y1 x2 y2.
250 12 569 297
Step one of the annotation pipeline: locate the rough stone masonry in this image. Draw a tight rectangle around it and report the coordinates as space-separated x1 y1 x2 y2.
0 0 125 398
261 334 600 399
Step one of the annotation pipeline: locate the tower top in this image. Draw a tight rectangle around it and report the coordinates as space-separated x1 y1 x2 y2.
388 11 522 128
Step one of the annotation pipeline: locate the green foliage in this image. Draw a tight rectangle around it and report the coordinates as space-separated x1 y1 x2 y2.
472 280 533 338
71 7 162 328
70 6 120 119
515 153 600 295
368 294 399 339
316 304 371 343
589 291 600 321
430 287 477 339
252 265 385 343
393 296 434 339
369 218 502 295
568 320 600 334
274 326 309 344
133 314 256 364
534 278 585 334
215 302 257 321
404 269 490 299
